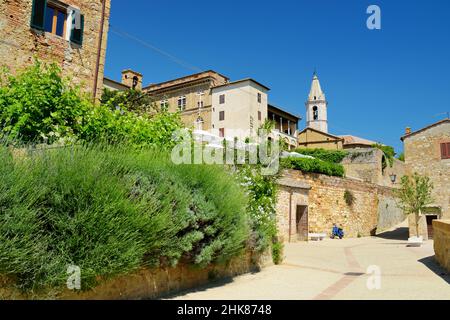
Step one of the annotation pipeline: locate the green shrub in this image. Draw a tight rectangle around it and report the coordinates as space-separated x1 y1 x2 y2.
0 62 182 149
344 189 355 206
0 62 91 144
271 241 284 265
281 157 345 177
237 165 279 258
293 148 348 163
0 144 248 292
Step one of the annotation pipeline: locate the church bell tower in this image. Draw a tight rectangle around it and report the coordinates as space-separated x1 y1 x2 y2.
305 71 328 133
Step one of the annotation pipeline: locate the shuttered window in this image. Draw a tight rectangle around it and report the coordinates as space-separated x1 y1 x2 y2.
44 5 67 37
70 14 84 45
31 0 47 30
441 142 450 159
219 111 225 121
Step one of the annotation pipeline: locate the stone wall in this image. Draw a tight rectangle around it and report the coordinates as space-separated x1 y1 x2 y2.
0 251 272 300
433 220 450 272
0 0 111 99
276 169 404 241
403 121 450 221
342 148 405 187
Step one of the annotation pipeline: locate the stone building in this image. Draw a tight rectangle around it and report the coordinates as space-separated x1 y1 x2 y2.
297 127 344 150
104 69 301 146
0 0 111 100
143 70 229 132
276 169 404 242
401 118 450 239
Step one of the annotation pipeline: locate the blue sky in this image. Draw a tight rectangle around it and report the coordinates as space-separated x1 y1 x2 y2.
104 0 450 153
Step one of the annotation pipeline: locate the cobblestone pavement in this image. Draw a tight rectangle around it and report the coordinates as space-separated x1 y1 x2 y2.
170 233 450 300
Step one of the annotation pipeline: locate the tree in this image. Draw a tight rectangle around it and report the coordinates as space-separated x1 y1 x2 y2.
101 88 156 115
396 173 434 237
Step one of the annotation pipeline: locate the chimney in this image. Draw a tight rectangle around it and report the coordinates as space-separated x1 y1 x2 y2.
121 69 143 91
405 127 411 135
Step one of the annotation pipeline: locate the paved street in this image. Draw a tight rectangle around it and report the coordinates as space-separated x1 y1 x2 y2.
170 228 450 300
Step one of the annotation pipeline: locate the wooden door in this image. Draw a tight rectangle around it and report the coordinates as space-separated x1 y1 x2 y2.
296 205 308 241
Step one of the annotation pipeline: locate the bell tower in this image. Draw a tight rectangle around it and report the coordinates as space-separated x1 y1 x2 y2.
305 71 328 133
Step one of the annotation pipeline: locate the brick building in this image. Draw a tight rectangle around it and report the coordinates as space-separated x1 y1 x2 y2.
401 118 450 239
0 0 111 99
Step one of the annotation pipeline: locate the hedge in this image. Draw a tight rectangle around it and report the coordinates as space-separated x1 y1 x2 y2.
281 157 345 177
293 148 348 163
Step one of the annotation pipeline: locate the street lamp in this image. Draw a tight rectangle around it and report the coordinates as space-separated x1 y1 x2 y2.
390 174 397 184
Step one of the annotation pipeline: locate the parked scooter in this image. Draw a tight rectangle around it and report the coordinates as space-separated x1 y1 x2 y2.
331 224 344 239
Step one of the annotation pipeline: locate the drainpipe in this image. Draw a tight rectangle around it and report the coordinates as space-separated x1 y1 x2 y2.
288 190 292 243
93 0 107 101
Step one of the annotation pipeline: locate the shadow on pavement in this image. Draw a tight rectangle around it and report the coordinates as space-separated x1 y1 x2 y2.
159 276 235 300
418 256 450 285
375 227 409 240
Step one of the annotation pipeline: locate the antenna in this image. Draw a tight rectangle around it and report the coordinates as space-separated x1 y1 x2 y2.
434 112 450 119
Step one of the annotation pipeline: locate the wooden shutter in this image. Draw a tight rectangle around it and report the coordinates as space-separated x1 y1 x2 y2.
70 14 84 45
30 0 47 30
441 142 450 159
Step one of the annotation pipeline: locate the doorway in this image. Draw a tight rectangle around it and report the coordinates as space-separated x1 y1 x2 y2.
426 215 438 239
296 205 308 241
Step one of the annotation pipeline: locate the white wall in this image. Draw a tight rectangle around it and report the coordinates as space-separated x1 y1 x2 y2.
211 80 268 140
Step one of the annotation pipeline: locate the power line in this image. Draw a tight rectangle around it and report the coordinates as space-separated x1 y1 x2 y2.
109 25 203 73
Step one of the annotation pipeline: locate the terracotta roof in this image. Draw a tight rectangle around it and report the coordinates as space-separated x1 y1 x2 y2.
401 118 450 141
339 135 377 146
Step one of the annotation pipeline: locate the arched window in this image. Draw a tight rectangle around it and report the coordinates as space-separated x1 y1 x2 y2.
132 76 139 89
313 106 319 120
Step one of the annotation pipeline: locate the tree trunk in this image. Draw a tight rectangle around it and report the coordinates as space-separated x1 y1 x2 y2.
415 211 420 238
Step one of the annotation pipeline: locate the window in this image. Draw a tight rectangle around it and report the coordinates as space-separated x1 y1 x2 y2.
441 142 450 159
44 4 67 37
219 111 225 121
313 106 319 120
196 117 204 130
160 100 169 111
219 128 225 137
219 94 225 104
258 111 262 121
31 0 85 45
197 101 204 108
177 96 186 111
257 92 262 103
